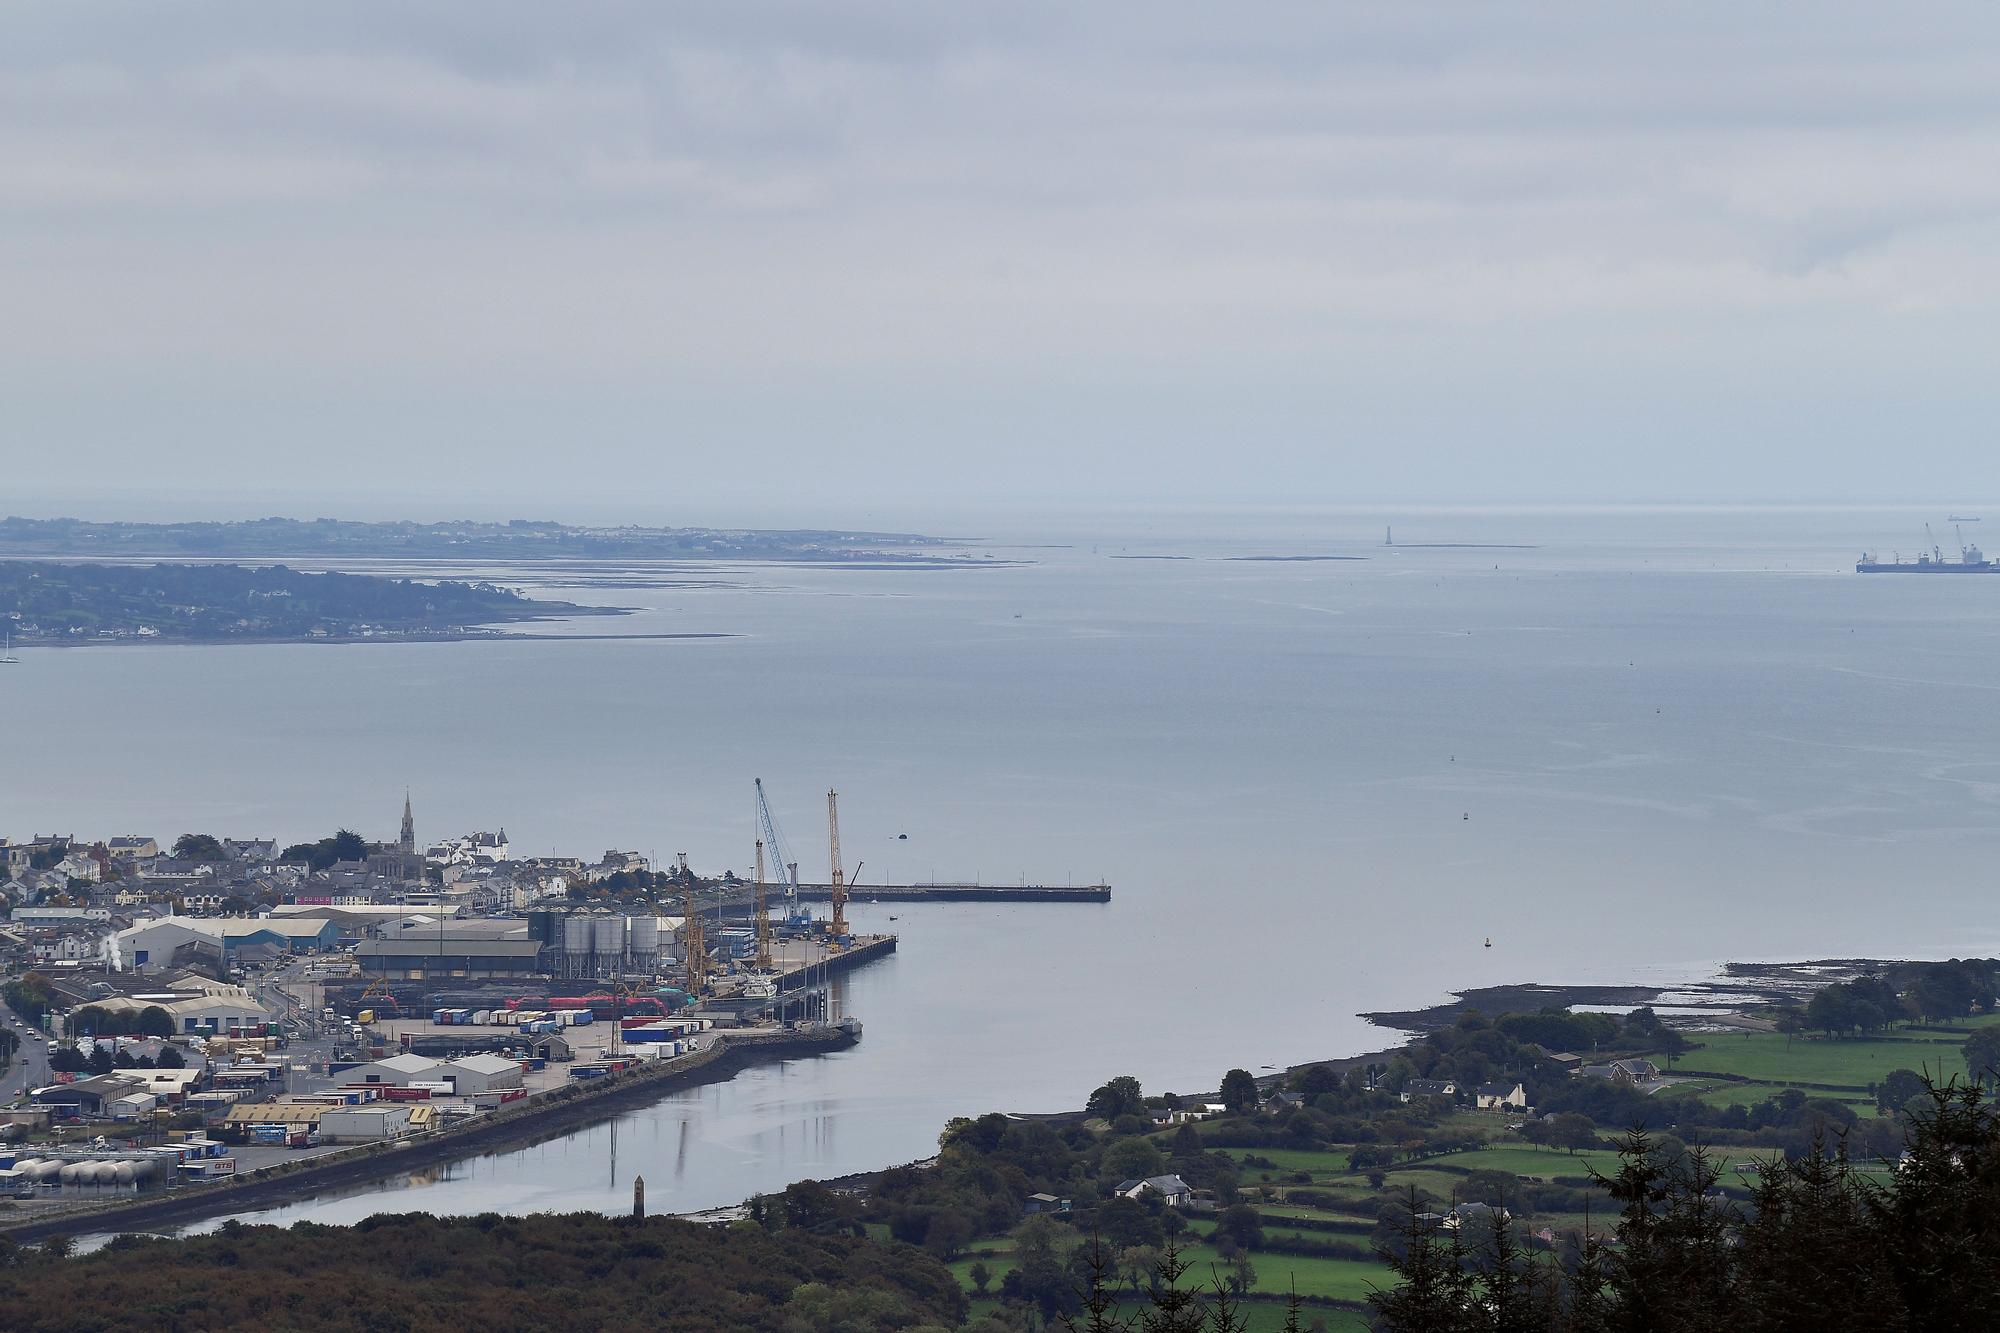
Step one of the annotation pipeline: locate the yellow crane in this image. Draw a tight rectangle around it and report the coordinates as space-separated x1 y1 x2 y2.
827 789 849 940
754 837 773 972
679 852 708 995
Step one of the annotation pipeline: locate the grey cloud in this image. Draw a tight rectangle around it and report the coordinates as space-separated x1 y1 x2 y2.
2 2 1999 510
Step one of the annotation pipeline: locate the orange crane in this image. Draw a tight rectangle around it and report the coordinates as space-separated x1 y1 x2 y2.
827 789 849 940
754 838 773 972
354 976 401 1024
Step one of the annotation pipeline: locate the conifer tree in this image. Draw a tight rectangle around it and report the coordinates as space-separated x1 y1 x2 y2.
1368 1188 1476 1332
1062 1235 1133 1333
1142 1238 1207 1333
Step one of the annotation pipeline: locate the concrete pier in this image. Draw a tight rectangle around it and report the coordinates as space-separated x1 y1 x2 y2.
722 882 1109 908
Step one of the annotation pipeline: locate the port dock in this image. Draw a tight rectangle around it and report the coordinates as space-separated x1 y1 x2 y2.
743 881 1110 906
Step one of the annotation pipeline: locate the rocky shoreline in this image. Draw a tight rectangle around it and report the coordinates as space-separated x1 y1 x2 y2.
1357 959 1897 1037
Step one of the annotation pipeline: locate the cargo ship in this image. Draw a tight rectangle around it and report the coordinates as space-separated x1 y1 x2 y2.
1858 524 2000 573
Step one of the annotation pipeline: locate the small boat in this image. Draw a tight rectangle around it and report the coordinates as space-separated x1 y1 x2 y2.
0 632 17 664
1484 937 1493 948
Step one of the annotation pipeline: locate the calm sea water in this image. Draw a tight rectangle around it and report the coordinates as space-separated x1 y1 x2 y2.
13 504 2000 1227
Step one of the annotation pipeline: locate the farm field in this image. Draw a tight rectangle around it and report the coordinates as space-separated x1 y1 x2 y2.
950 1224 1390 1322
1383 1145 1621 1179
1673 1028 1975 1087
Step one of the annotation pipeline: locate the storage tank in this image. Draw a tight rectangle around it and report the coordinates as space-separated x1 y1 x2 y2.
562 915 593 978
112 1161 137 1185
26 1159 62 1182
58 1162 84 1185
592 914 624 961
628 916 660 967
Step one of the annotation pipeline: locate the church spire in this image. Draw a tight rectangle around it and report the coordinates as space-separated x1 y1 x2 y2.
400 791 416 854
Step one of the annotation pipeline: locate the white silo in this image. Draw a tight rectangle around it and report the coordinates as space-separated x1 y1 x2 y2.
563 914 594 980
628 917 660 971
592 915 625 973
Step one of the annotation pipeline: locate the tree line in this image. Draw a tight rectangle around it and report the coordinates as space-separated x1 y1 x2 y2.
1369 1078 2000 1332
0 1210 968 1332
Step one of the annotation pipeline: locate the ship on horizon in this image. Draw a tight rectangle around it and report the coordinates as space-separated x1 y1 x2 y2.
1858 523 2000 573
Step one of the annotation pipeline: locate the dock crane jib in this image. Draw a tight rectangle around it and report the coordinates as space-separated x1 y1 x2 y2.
755 778 802 902
827 789 849 940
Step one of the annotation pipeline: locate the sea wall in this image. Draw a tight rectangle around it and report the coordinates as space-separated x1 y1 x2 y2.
1 1028 853 1245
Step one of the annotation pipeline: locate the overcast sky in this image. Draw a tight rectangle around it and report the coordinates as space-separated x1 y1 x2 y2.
5 3 1999 520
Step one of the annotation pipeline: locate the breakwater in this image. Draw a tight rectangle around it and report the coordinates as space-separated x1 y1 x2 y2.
791 882 1111 904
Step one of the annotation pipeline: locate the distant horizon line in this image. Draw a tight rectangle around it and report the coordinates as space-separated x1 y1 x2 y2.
2 499 1994 528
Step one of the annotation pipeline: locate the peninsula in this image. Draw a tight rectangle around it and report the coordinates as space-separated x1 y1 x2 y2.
0 561 626 645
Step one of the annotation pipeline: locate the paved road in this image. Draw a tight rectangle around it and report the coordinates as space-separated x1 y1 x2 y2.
0 1000 49 1104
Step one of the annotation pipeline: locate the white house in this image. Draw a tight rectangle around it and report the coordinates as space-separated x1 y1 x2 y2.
1475 1081 1529 1111
1116 1174 1193 1208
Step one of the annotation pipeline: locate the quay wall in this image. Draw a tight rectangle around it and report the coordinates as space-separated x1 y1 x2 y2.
1 1028 854 1245
794 883 1109 903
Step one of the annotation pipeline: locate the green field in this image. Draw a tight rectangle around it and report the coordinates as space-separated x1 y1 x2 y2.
1233 1146 1355 1176
1384 1145 1622 1179
1674 1028 1974 1088
1261 1202 1379 1224
1682 1079 1875 1111
950 1228 1392 1313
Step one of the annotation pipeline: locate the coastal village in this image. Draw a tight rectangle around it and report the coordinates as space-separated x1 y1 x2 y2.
0 796 886 1230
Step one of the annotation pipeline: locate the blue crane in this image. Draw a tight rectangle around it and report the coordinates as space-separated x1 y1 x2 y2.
755 778 803 906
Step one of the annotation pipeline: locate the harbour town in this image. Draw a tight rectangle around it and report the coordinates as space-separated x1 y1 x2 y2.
0 788 1107 1238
